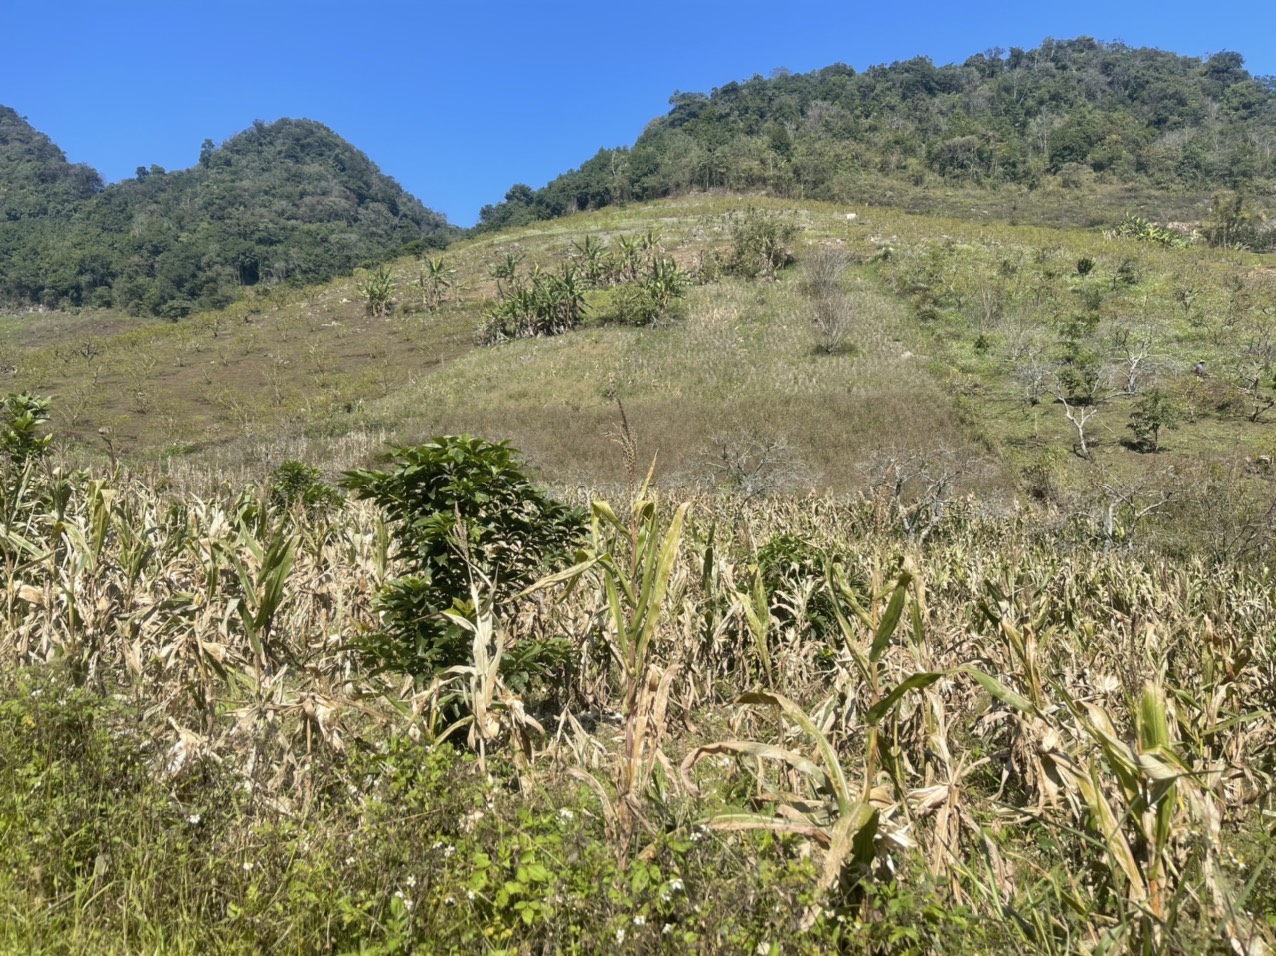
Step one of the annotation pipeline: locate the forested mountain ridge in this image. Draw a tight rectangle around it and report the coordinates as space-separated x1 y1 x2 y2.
478 38 1276 231
0 106 104 220
0 115 455 317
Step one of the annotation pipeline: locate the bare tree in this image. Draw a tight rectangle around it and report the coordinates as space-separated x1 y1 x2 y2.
1047 364 1119 460
866 448 979 544
1056 393 1102 460
1110 323 1156 395
1009 340 1052 407
1082 474 1173 554
801 247 854 354
700 431 812 500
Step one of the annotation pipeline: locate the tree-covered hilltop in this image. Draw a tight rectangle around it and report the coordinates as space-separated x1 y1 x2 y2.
0 116 455 316
0 106 104 220
477 38 1276 230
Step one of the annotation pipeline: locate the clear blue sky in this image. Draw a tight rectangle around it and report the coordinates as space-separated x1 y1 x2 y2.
3 1 1274 226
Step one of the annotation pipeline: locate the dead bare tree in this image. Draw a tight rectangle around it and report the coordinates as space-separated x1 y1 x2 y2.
867 448 977 544
1087 476 1173 554
700 431 812 500
1110 323 1156 395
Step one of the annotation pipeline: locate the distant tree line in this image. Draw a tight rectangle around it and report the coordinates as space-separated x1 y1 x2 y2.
476 39 1276 232
0 113 455 316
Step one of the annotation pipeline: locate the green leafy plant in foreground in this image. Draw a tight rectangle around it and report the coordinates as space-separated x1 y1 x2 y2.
1 393 52 465
343 436 584 680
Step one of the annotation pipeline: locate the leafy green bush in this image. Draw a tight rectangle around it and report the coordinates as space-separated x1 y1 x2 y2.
0 393 52 465
723 208 798 278
1128 388 1182 452
343 436 584 678
267 460 344 518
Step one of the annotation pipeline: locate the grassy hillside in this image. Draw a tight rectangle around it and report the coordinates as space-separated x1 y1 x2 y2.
5 193 1275 554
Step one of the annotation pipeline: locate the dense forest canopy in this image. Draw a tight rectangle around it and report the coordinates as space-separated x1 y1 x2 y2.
477 38 1276 230
0 116 454 316
0 106 104 220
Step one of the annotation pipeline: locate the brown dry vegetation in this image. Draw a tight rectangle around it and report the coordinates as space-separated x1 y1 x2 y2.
0 451 1272 952
3 194 1276 953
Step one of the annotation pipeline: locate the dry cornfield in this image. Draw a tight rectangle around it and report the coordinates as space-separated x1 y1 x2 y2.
1 447 1273 955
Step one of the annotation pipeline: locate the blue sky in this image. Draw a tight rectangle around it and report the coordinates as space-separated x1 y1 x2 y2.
3 1 1274 226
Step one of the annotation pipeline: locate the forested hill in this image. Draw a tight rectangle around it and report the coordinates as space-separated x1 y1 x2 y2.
0 106 104 220
477 38 1276 230
0 116 455 317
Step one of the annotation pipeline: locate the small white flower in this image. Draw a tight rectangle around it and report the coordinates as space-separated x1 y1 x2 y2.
669 878 683 892
633 915 646 926
405 875 417 888
466 890 475 901
559 808 574 821
443 845 455 858
187 813 201 825
345 856 356 866
663 923 674 935
616 928 626 944
242 861 253 871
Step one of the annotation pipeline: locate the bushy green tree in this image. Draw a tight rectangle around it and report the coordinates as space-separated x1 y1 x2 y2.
723 208 798 278
342 437 583 678
0 393 52 465
268 460 344 519
1128 388 1182 452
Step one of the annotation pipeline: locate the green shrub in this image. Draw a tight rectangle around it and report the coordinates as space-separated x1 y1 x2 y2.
724 208 798 278
267 460 344 518
342 436 584 679
1128 388 1182 452
0 393 52 465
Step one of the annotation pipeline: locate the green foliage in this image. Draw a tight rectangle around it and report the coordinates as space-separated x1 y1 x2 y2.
419 255 455 312
473 40 1276 230
356 264 396 318
0 393 52 465
1114 213 1190 247
1204 190 1273 250
479 264 588 343
342 436 583 678
267 460 344 518
0 117 455 315
723 208 798 278
0 106 101 221
1128 388 1182 452
754 533 845 638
